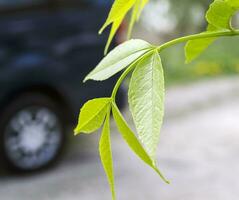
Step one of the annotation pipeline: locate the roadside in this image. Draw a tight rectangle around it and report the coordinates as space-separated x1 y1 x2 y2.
1 77 239 200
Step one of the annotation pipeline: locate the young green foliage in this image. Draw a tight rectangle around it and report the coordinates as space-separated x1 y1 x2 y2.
74 98 111 135
84 39 153 82
75 97 169 200
129 51 165 159
99 0 150 54
185 0 239 63
207 0 235 30
75 0 239 199
99 0 135 54
185 25 217 63
112 103 169 183
226 0 239 8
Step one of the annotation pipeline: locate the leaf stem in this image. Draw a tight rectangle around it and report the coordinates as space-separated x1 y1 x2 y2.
111 49 153 100
111 29 239 100
157 29 239 52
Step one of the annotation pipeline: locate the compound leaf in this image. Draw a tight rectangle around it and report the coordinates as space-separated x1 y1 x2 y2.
74 98 111 135
84 39 153 82
112 103 169 183
99 112 116 200
129 51 165 159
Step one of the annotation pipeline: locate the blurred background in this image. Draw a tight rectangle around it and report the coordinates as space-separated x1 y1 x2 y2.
1 0 239 200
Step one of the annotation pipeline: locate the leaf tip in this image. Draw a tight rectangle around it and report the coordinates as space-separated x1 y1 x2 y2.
153 165 170 184
165 179 171 184
98 29 103 35
74 127 80 136
99 22 109 35
83 73 93 82
83 77 88 83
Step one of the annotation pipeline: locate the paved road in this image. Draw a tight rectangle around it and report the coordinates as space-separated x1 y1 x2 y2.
1 77 239 200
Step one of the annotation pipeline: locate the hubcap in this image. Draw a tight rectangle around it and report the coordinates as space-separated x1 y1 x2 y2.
4 107 63 170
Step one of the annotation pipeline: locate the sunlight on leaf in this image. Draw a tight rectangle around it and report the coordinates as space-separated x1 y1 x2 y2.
206 0 235 30
104 15 124 55
185 0 239 63
84 39 153 82
185 37 216 63
99 0 150 53
226 0 239 8
129 51 165 159
74 98 111 135
185 24 218 63
99 0 136 53
99 0 136 34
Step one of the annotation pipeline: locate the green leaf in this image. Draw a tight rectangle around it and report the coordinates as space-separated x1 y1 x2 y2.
184 0 239 63
84 39 153 82
185 25 218 63
226 0 239 8
99 0 150 53
104 15 124 55
185 29 217 63
74 98 111 135
99 112 116 200
112 103 169 184
206 0 235 30
128 51 165 159
99 0 136 53
99 0 136 34
185 24 217 63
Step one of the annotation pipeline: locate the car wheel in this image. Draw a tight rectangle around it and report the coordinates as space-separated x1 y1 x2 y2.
0 93 66 171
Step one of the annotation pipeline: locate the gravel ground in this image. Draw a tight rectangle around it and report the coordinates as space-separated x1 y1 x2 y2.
1 77 239 200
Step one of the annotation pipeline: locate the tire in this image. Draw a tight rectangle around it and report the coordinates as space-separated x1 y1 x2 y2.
0 93 66 171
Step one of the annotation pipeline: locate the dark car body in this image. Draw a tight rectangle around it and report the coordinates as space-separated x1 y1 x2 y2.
0 0 116 123
0 0 124 171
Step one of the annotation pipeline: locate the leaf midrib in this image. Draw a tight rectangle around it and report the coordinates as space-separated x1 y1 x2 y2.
89 47 152 76
79 100 110 131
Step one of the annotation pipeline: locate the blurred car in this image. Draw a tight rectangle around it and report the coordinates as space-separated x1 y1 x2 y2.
0 0 125 171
